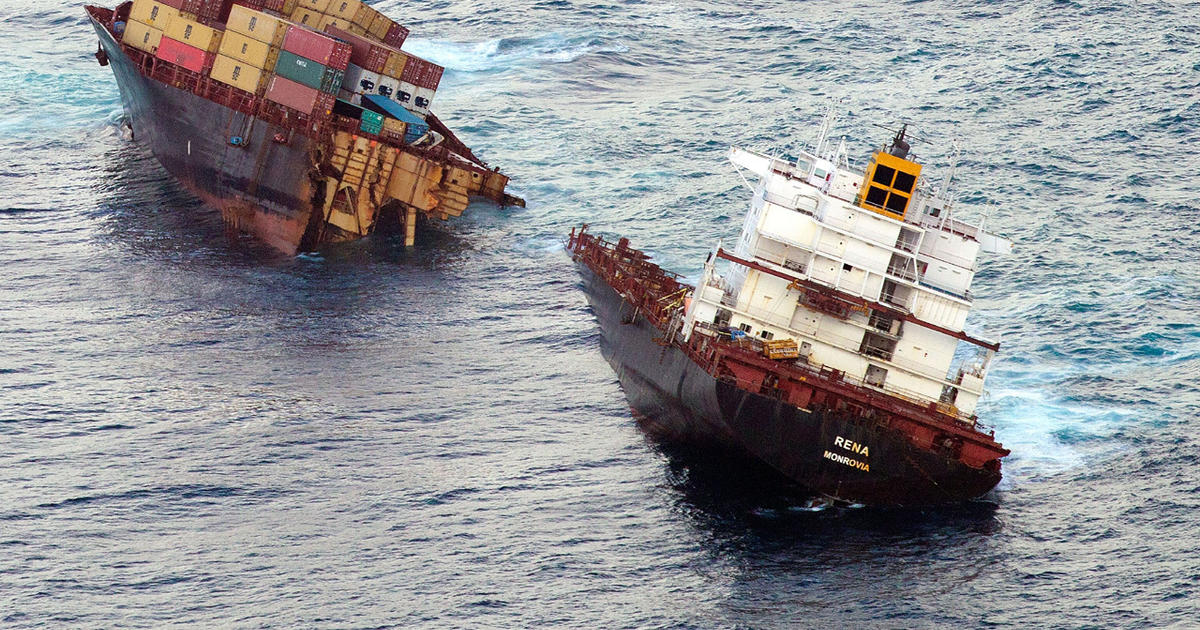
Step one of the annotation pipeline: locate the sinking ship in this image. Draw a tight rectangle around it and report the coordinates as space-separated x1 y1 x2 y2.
569 115 1014 507
86 0 522 254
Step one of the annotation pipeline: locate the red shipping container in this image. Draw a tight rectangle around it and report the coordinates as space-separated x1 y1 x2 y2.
159 0 186 8
324 25 389 74
314 91 336 117
283 25 350 69
155 36 212 73
233 0 265 9
382 22 409 48
265 75 320 114
180 0 232 23
400 56 443 91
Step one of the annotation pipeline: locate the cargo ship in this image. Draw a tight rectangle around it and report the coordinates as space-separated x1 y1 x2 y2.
86 0 523 254
569 116 1015 507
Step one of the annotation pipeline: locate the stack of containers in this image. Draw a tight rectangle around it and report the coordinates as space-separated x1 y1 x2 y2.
324 25 440 116
264 24 352 119
210 4 287 95
282 0 407 47
122 0 180 54
157 7 224 74
178 0 234 26
361 94 429 145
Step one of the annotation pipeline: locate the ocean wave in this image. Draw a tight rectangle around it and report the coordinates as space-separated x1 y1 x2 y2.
402 33 629 74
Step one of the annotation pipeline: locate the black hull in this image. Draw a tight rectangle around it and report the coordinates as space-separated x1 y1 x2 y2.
93 17 325 254
576 262 1002 507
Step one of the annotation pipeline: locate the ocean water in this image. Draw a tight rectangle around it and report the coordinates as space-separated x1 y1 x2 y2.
2 0 1200 626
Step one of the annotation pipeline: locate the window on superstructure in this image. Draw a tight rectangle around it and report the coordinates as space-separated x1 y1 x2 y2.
759 330 774 340
738 323 752 333
893 171 916 193
842 263 853 272
872 164 895 186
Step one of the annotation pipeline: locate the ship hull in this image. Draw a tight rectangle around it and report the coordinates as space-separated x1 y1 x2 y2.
94 18 346 254
576 261 1002 507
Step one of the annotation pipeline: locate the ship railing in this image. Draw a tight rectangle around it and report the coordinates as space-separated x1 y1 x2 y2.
687 321 986 432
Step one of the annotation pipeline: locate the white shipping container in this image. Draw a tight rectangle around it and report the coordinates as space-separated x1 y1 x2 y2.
341 63 382 98
376 74 402 101
411 86 436 113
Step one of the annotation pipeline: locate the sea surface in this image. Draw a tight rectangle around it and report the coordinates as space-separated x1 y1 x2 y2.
2 0 1199 627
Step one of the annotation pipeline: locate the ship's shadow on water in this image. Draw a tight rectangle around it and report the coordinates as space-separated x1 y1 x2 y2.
650 439 1002 539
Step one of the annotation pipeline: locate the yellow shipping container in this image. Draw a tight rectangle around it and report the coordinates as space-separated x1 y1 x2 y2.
122 19 163 54
129 0 179 29
164 17 222 53
317 14 351 32
296 0 332 12
382 117 406 136
367 11 391 39
345 22 369 37
328 0 363 20
218 30 272 68
227 5 286 46
382 50 407 80
291 7 321 27
210 54 265 93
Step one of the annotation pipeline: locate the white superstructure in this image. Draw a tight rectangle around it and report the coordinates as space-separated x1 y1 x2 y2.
683 116 1012 418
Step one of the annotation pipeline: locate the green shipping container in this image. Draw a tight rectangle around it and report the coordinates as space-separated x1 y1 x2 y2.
274 49 326 91
360 110 384 134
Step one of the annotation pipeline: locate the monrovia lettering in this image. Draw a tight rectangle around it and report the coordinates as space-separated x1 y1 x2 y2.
823 450 869 471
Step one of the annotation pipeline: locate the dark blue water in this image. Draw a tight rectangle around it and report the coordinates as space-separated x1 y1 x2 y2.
3 0 1200 626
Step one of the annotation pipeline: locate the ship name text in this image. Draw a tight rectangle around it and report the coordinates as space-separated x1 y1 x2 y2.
823 450 870 472
833 436 869 457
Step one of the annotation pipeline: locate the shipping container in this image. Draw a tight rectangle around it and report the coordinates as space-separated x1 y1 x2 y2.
282 24 351 68
382 116 407 137
233 0 265 9
337 87 360 105
399 55 443 91
324 25 390 74
122 19 164 54
360 109 384 134
227 4 286 45
158 0 186 8
349 4 374 29
361 94 428 142
130 0 180 29
376 74 401 102
381 21 408 48
273 50 326 90
218 30 272 67
274 50 344 93
341 63 381 96
155 36 213 73
264 75 320 114
180 0 233 24
260 0 295 14
316 15 351 33
327 0 362 20
381 49 407 80
210 54 264 92
290 7 321 27
164 16 223 52
412 86 436 113
345 23 368 37
296 0 331 11
370 14 392 41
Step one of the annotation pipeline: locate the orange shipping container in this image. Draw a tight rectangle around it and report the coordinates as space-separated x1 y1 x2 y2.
382 50 407 80
218 30 272 68
227 5 286 46
164 16 222 53
296 0 331 12
210 54 265 93
327 0 362 20
290 7 321 28
129 0 179 29
122 19 163 54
